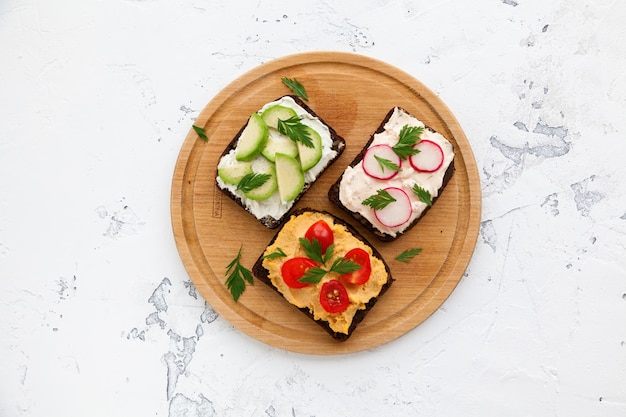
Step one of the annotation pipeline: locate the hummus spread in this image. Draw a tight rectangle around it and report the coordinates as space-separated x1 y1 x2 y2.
261 211 389 335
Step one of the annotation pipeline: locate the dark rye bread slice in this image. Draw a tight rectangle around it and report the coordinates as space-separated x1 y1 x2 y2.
252 208 394 341
328 107 455 242
215 95 346 229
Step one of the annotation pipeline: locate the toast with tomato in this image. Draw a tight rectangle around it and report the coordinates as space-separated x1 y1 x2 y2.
252 208 394 341
328 107 455 241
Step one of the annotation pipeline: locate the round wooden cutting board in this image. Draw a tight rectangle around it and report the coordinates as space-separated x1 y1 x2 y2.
171 51 481 355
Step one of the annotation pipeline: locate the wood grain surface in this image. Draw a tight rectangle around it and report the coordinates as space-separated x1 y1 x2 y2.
170 52 481 355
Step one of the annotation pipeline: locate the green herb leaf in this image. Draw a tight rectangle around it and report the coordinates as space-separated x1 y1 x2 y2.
362 189 397 210
277 116 314 148
299 238 333 264
327 257 361 275
375 155 401 173
281 77 309 101
299 266 328 284
236 172 272 193
298 257 361 284
263 247 287 259
224 245 254 302
412 183 432 206
395 248 422 263
392 125 423 159
193 125 208 142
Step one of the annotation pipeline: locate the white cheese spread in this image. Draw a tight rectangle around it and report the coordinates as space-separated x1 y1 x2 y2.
338 107 455 237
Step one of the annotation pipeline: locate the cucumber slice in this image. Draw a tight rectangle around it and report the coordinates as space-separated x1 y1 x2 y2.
261 131 299 162
235 113 269 162
275 153 304 203
297 126 322 171
218 161 252 185
260 105 298 129
243 165 278 201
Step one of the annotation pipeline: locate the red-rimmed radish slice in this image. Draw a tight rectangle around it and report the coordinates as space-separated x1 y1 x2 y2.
362 144 401 180
409 140 444 172
374 187 412 227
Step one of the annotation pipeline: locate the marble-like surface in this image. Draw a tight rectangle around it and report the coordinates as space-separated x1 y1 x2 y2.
1 0 625 416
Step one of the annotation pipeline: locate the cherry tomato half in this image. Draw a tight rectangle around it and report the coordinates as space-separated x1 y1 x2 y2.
281 257 317 289
319 280 349 313
340 248 371 285
304 220 334 254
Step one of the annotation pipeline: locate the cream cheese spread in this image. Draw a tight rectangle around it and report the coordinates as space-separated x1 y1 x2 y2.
216 96 339 222
338 107 455 237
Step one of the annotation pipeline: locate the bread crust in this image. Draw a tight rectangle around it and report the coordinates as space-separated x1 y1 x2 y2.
252 208 394 341
215 96 346 229
328 107 455 241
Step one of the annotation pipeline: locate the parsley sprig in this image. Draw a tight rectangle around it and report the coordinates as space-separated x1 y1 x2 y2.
395 248 422 263
281 77 309 101
375 155 401 173
193 125 208 142
263 247 287 259
236 173 271 193
299 257 361 285
225 245 253 301
412 184 432 206
298 238 333 264
277 116 314 148
392 125 423 159
296 237 361 284
362 189 397 210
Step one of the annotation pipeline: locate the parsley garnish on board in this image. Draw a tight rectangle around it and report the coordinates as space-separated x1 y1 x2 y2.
236 173 271 193
277 116 314 148
392 125 423 159
262 247 287 259
362 189 397 210
395 248 422 263
412 183 433 206
281 77 309 101
375 155 401 173
224 245 254 301
192 125 208 142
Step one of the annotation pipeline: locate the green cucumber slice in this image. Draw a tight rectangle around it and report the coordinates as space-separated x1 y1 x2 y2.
218 161 253 185
261 132 299 162
260 105 298 129
297 126 322 171
243 165 278 201
235 113 269 162
275 153 304 203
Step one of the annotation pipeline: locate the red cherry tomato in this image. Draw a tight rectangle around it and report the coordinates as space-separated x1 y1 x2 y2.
340 248 371 285
304 220 334 254
319 280 349 313
281 257 317 289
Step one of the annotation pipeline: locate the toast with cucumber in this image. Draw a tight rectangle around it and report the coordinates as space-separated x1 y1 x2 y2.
216 95 346 228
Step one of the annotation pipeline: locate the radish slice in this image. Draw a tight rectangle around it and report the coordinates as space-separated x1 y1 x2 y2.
409 140 444 172
374 187 412 227
362 144 401 180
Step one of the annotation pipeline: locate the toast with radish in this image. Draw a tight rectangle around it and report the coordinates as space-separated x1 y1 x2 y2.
216 95 346 228
328 107 455 241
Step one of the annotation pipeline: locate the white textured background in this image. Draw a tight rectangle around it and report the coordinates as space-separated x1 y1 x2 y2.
1 0 625 416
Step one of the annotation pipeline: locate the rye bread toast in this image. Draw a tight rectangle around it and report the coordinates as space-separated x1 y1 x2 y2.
328 107 455 241
216 96 346 229
252 208 394 341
